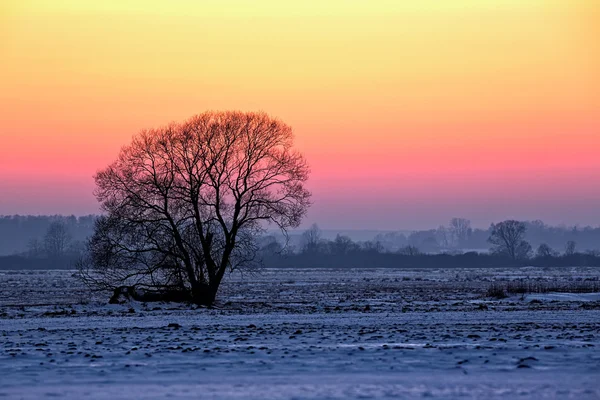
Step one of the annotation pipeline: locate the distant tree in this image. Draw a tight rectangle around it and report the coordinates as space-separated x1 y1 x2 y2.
27 238 44 258
398 245 421 256
408 230 439 253
373 231 407 252
361 240 384 253
79 111 311 306
449 217 472 248
258 236 284 257
44 221 71 258
488 220 532 260
330 234 357 255
536 243 557 258
565 240 577 256
301 224 322 253
435 225 451 249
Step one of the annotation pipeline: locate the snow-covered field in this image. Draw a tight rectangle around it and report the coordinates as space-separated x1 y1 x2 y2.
1 267 599 399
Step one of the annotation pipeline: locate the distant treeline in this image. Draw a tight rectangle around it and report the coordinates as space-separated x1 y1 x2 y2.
2 215 600 257
2 251 599 271
255 222 600 269
0 215 96 256
261 250 600 269
1 215 600 270
369 218 600 254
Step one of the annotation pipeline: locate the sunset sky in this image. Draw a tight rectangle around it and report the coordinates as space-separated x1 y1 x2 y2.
1 1 599 229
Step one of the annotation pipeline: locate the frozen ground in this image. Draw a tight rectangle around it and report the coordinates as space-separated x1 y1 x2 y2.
0 267 599 399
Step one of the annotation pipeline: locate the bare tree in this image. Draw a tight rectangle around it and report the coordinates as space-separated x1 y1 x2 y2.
258 235 284 257
300 223 322 253
435 225 450 249
361 240 384 253
44 221 71 258
565 240 577 256
408 230 439 253
330 234 356 255
536 243 557 258
398 245 420 256
449 218 472 248
27 238 44 258
79 111 311 306
488 220 532 260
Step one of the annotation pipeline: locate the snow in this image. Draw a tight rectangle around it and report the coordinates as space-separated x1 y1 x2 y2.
1 267 599 399
525 292 600 302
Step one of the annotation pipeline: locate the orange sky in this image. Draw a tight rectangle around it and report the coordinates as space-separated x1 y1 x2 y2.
1 1 599 229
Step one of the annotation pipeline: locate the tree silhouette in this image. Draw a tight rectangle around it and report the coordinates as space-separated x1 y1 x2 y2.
80 111 311 306
536 243 557 258
565 240 577 256
449 217 472 248
300 224 322 253
488 220 532 260
44 221 71 258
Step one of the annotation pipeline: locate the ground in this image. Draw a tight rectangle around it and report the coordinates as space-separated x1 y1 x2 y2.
1 267 599 399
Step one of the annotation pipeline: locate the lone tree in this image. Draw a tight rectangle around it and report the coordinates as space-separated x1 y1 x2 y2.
565 240 577 256
80 111 311 306
536 243 557 258
44 221 71 258
449 217 472 248
488 220 532 260
300 223 322 253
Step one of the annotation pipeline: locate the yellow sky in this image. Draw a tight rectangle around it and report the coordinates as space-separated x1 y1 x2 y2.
0 0 598 227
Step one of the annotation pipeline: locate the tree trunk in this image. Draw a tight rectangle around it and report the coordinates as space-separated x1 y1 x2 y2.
191 282 218 307
109 285 193 304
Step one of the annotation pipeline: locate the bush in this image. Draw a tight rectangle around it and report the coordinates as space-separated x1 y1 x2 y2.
487 279 600 297
486 283 507 299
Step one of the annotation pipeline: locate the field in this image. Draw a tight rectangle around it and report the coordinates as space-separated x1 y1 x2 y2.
1 267 599 399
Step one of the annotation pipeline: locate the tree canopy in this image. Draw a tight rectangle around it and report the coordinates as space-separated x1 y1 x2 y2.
81 111 311 306
488 220 532 260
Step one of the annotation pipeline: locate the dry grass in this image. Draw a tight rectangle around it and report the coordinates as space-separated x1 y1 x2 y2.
486 278 600 299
